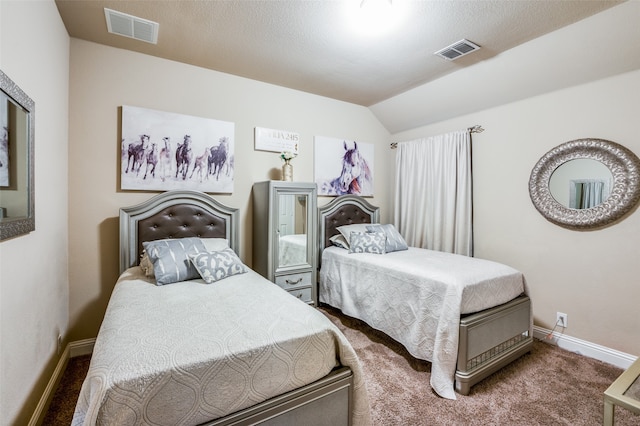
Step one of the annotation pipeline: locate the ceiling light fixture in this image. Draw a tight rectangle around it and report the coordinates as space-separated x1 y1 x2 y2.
348 0 403 37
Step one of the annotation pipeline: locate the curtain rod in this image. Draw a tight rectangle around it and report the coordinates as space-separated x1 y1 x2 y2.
389 125 484 149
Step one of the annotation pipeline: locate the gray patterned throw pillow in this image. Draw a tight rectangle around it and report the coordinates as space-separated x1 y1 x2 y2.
366 224 408 253
189 248 248 284
348 231 387 254
142 237 207 285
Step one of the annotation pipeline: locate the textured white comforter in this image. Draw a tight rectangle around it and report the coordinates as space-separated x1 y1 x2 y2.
73 267 370 425
278 234 307 266
319 246 526 400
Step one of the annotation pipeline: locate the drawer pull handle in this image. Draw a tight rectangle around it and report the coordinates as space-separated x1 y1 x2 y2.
285 278 303 285
297 294 303 299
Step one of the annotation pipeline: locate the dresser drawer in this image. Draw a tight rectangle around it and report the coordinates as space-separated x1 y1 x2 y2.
288 287 312 303
275 272 312 290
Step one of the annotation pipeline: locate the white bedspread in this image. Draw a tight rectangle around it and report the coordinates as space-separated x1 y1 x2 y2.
278 234 307 266
73 267 370 425
319 246 526 400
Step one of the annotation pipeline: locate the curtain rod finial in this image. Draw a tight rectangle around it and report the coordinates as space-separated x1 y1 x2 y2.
468 125 484 134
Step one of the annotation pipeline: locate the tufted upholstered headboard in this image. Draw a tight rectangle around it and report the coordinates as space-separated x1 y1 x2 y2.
119 190 239 274
318 195 380 255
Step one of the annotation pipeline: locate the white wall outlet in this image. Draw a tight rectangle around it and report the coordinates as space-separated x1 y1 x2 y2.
557 312 568 328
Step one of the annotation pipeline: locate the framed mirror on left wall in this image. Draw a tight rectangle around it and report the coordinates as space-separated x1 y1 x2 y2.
0 70 35 241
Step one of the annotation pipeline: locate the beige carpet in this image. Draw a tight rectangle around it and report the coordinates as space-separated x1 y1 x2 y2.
44 306 639 425
319 305 639 426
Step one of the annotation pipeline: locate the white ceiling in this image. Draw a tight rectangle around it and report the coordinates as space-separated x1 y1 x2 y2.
55 1 638 133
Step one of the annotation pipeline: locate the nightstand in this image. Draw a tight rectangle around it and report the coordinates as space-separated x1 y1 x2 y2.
604 357 640 425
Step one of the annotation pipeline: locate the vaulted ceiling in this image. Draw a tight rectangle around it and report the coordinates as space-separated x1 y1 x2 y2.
55 1 638 132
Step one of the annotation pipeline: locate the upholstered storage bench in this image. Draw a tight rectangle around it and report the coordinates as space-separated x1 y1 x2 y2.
455 295 533 395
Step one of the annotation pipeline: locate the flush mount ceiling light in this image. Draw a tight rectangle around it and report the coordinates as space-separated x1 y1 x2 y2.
347 0 403 36
104 8 159 44
434 39 481 61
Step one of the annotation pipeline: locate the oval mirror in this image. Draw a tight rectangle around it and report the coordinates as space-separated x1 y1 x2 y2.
529 138 640 229
549 159 613 209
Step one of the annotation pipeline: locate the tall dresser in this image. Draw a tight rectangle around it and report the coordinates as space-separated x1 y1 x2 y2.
252 181 318 306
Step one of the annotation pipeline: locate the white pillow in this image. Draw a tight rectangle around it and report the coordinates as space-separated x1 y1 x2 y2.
329 234 350 249
201 238 229 252
336 223 372 243
139 250 154 277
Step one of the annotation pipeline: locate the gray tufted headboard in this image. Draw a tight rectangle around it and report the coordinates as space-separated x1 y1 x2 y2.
317 195 380 255
119 190 239 274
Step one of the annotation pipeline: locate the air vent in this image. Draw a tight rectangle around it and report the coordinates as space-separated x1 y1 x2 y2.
434 39 480 61
104 8 159 44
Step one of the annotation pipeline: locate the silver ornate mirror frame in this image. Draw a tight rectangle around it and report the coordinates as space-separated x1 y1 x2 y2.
529 138 640 230
0 70 35 241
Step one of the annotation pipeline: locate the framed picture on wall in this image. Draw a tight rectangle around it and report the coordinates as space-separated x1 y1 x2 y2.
120 105 235 193
314 136 374 196
0 97 9 187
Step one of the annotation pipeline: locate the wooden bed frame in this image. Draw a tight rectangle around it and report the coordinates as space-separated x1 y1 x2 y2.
318 195 533 395
118 190 355 425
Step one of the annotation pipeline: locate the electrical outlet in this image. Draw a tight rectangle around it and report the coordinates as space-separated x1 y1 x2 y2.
57 334 62 355
557 312 568 328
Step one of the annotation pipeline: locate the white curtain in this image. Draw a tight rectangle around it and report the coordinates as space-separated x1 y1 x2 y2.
571 180 607 209
393 130 473 256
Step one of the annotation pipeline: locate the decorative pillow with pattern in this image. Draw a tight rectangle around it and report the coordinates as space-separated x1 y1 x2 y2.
348 231 387 254
142 237 207 285
336 223 372 243
189 248 248 284
366 224 409 253
329 234 350 250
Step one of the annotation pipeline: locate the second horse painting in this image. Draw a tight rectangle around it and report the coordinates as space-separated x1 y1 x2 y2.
314 136 374 197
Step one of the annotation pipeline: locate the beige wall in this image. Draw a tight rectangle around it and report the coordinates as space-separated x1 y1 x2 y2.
0 1 69 425
391 69 640 356
67 39 391 341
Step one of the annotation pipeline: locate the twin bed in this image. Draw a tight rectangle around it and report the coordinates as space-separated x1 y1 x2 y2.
317 195 533 399
73 191 370 426
74 189 533 425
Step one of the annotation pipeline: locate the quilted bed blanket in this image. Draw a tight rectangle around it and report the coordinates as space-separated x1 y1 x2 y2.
278 233 307 266
319 246 526 400
73 267 370 425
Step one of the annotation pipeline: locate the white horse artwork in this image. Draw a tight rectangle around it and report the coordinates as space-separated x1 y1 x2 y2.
315 137 374 196
120 105 235 193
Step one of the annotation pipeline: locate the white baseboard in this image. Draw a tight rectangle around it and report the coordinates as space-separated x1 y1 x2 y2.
69 338 96 357
28 338 96 426
533 326 637 370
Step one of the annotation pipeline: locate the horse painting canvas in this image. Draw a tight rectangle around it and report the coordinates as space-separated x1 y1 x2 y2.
120 105 235 193
314 136 374 196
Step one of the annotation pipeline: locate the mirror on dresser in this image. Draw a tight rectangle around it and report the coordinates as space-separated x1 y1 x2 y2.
252 181 318 305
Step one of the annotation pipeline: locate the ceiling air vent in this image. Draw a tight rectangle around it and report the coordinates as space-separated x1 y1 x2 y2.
434 39 480 61
104 8 159 44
